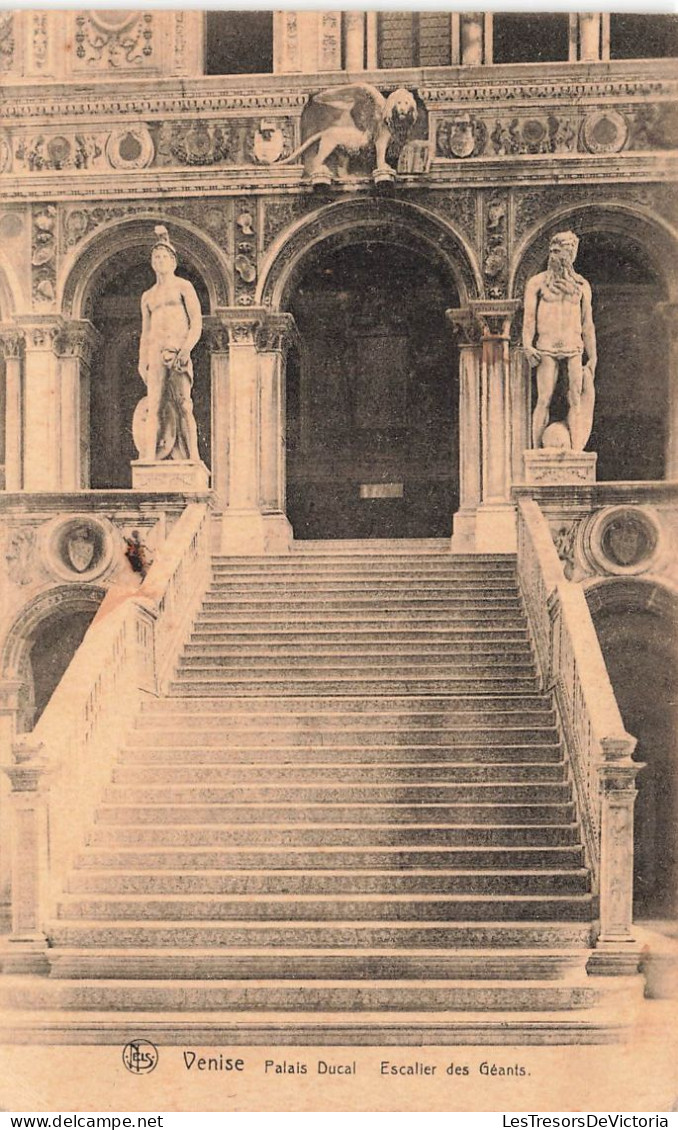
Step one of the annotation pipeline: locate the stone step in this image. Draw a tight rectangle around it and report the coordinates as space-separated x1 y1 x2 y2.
45 947 587 982
124 728 561 749
95 802 576 826
206 580 521 595
190 627 531 642
87 823 580 848
200 596 524 611
195 611 527 625
56 893 594 923
46 921 593 949
170 678 538 696
144 707 554 729
183 642 534 660
66 868 591 897
214 547 512 559
112 762 568 786
101 783 572 807
75 845 586 872
176 660 538 679
138 694 551 715
120 743 564 764
0 978 598 1014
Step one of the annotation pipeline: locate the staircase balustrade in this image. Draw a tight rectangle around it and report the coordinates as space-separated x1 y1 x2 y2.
5 502 212 959
516 498 640 948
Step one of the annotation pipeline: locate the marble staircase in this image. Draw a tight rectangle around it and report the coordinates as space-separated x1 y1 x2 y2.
0 547 638 1043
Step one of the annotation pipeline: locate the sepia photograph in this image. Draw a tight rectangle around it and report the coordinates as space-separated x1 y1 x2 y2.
0 4 676 1113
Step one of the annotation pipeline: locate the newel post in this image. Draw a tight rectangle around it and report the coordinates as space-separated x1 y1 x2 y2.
3 739 51 973
597 738 641 949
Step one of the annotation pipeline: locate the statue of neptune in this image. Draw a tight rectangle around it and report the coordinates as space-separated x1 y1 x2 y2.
522 231 597 452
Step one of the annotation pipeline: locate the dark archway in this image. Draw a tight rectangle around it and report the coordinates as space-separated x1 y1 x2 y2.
512 211 673 481
588 581 678 920
285 238 460 539
87 250 211 488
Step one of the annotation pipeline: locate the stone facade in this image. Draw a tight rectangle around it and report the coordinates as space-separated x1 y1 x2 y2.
0 11 676 1032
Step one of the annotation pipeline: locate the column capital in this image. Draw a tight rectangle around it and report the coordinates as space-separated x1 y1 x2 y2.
0 324 25 360
5 739 49 793
447 301 520 344
208 307 266 348
54 319 101 368
14 315 63 352
255 312 299 356
469 299 521 339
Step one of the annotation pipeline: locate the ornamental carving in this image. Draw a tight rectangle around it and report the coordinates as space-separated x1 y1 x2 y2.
15 133 107 173
73 11 155 71
5 528 37 587
106 126 154 170
0 131 11 174
483 192 509 299
512 183 678 243
436 115 487 159
581 109 628 154
490 115 577 156
628 103 678 150
0 328 25 360
0 12 14 72
234 200 257 307
262 198 315 250
581 506 665 578
61 199 233 254
41 515 115 584
416 190 478 250
32 205 57 306
54 322 100 368
156 121 231 167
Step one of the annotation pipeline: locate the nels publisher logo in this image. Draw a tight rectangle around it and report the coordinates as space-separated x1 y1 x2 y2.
122 1039 159 1075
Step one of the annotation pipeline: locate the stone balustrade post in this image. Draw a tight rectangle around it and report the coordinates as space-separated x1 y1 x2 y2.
3 740 50 973
256 314 298 536
344 12 366 70
203 314 231 510
0 327 25 492
446 308 482 552
597 743 642 950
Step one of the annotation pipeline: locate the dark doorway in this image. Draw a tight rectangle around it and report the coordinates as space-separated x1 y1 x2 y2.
86 252 211 489
286 240 460 539
28 607 99 725
591 593 678 920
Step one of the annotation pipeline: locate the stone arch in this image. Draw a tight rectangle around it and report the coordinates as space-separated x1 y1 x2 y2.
59 214 231 318
257 197 482 310
0 254 19 319
509 202 678 300
586 576 678 919
0 584 105 731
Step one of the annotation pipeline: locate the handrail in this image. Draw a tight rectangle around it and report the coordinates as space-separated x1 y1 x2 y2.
10 501 211 927
516 498 637 910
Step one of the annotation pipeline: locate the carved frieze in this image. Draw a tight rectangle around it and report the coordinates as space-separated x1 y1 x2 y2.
234 201 258 307
436 115 487 159
262 197 316 250
513 183 678 243
0 131 11 174
422 78 675 106
482 191 509 299
416 190 479 251
61 199 232 253
32 205 57 306
0 12 14 73
73 11 155 72
14 132 107 173
106 125 154 170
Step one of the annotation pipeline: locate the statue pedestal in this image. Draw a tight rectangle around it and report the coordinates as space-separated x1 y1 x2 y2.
131 460 210 492
523 450 597 486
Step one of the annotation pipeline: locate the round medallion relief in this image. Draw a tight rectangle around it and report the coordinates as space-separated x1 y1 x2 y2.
106 126 154 170
41 516 115 583
582 110 628 154
582 506 664 576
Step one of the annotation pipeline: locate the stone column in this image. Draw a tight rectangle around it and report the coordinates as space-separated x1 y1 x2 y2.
472 300 520 552
3 741 50 973
16 318 62 492
510 345 532 486
446 308 482 552
578 13 602 61
257 314 298 544
0 327 25 492
204 315 231 511
55 320 101 490
658 302 678 479
218 309 294 555
460 13 485 65
344 12 365 70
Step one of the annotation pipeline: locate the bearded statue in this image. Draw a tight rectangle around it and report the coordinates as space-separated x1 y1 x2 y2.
522 231 597 452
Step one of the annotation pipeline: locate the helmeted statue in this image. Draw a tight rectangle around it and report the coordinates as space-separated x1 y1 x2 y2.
134 225 203 463
522 230 597 452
